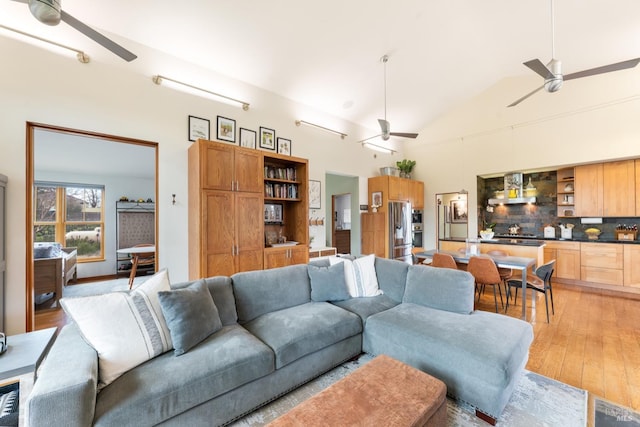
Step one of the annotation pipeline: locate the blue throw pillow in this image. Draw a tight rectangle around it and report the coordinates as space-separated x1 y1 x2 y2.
158 280 222 356
34 245 53 259
308 262 350 302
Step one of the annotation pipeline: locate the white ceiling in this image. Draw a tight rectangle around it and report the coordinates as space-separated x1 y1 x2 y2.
2 0 640 138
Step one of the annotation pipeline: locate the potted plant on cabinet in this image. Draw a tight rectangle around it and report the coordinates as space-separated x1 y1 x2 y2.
396 159 416 179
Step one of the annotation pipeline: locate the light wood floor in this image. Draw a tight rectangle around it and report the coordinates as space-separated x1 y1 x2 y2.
36 280 640 422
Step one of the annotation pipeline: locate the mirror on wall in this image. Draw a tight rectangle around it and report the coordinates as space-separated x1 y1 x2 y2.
436 191 469 248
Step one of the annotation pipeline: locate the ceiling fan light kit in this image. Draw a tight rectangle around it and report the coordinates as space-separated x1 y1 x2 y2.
0 23 89 63
152 75 250 111
509 0 640 107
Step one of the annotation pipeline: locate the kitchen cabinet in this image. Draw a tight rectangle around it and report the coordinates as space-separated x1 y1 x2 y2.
623 245 640 287
409 180 424 209
580 242 623 286
556 167 575 218
543 241 580 280
637 159 640 215
368 176 424 209
574 163 603 217
603 160 635 217
361 212 386 257
264 245 308 269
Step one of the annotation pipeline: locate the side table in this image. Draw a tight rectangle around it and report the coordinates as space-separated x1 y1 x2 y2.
0 327 57 427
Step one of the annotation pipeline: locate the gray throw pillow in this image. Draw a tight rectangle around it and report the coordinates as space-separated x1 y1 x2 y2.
158 280 222 356
308 262 350 302
34 245 53 259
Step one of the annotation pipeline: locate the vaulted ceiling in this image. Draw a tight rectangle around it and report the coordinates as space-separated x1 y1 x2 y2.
2 0 640 138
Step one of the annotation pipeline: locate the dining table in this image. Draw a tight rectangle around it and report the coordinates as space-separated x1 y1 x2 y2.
417 249 538 322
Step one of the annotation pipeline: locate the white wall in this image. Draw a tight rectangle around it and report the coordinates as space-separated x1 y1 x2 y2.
405 72 640 250
0 36 402 334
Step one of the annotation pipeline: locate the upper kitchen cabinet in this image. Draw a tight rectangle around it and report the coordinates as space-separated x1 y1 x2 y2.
574 163 603 217
603 160 635 217
409 180 424 209
368 176 424 210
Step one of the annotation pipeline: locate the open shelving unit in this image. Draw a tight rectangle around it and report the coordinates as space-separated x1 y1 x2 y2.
557 168 575 218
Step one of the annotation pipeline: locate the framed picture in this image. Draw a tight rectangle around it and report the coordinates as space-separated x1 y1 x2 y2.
239 128 256 149
259 127 276 150
264 203 283 224
450 200 468 223
371 191 382 208
309 180 321 209
277 137 291 155
216 116 236 143
188 115 210 142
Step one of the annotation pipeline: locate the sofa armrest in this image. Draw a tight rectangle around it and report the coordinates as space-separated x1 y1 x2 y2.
26 324 98 427
403 265 475 314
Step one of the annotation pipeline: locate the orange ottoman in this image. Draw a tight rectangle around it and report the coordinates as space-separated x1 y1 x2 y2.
267 354 447 427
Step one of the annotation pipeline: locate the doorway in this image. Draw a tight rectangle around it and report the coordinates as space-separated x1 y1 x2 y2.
26 122 158 331
332 194 352 254
436 191 469 249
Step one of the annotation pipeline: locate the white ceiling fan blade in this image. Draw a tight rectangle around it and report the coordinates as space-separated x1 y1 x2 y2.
507 85 545 107
523 59 554 79
564 57 640 81
389 132 419 139
378 119 390 135
60 10 137 61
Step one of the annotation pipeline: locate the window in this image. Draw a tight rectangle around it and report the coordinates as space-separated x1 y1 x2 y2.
34 183 105 260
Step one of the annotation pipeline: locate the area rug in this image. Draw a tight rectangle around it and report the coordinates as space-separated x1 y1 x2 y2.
595 397 640 426
230 354 587 427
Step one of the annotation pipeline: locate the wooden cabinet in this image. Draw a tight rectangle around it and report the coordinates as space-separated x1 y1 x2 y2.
409 180 424 209
264 245 308 269
368 176 424 209
580 243 623 285
309 247 337 259
543 241 580 280
603 160 635 217
574 163 603 217
636 159 640 215
556 167 575 218
623 245 640 287
334 230 351 254
199 141 262 193
361 212 386 257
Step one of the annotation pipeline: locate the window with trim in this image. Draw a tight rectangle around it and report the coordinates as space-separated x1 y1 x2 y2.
34 183 105 260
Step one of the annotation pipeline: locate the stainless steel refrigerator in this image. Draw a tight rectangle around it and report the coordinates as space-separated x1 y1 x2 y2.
388 201 413 264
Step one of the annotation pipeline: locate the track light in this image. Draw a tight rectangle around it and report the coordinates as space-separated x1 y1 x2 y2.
295 120 347 139
152 75 249 111
362 141 396 154
0 24 89 63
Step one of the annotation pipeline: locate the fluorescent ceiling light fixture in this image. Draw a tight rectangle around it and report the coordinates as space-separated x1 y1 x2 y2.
0 24 89 63
362 141 395 154
152 75 249 111
295 120 347 139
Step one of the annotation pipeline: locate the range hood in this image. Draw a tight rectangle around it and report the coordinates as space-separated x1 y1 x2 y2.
488 196 536 206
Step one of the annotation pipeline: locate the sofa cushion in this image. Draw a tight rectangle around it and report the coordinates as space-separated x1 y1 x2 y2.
332 294 399 324
374 257 409 303
60 269 173 387
308 262 350 302
33 245 53 259
158 280 223 356
243 302 362 369
403 265 475 314
363 303 533 418
232 264 311 324
93 325 274 426
330 254 382 297
171 276 237 326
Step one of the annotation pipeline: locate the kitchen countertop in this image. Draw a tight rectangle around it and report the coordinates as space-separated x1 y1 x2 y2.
483 235 640 245
440 237 546 247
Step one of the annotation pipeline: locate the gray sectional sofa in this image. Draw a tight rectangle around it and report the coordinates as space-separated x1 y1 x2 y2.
26 257 533 426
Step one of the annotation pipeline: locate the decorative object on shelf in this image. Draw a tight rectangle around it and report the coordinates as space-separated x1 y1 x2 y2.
371 191 382 212
585 227 601 240
396 159 416 179
379 166 399 177
309 180 321 209
239 128 256 149
505 172 523 198
216 116 236 144
264 203 283 224
277 137 292 156
526 177 535 189
188 115 210 142
119 196 129 201
259 127 276 150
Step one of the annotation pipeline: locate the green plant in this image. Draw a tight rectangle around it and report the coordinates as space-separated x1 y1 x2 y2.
396 159 416 174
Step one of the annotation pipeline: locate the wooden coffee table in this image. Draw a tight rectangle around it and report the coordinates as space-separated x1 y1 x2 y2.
268 354 447 427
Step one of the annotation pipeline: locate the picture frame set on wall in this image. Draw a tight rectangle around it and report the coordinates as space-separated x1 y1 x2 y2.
188 115 210 142
450 200 468 223
216 116 236 144
239 128 256 149
277 137 291 156
309 180 321 209
259 127 276 151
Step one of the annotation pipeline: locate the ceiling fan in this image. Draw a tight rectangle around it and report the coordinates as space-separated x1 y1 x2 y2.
508 0 639 107
361 55 419 143
11 0 137 62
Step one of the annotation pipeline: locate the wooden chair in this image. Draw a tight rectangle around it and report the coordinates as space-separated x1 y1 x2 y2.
128 244 155 289
505 260 556 323
431 253 458 269
467 256 504 313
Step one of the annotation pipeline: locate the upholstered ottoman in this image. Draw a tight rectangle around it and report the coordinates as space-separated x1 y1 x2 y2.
267 354 447 427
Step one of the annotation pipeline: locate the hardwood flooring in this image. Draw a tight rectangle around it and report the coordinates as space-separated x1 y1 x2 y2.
36 280 640 423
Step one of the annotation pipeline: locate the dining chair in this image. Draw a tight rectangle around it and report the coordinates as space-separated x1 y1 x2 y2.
467 256 504 313
128 243 155 289
431 253 458 269
487 249 513 298
505 259 556 323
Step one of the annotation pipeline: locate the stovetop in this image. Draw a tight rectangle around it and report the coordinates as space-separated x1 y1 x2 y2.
494 233 540 239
